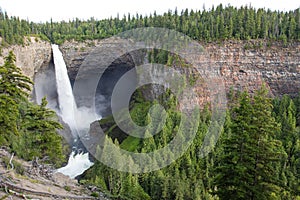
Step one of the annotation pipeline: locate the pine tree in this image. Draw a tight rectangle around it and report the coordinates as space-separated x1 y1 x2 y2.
250 86 285 199
9 97 64 165
214 87 285 200
273 95 300 197
213 92 254 199
0 51 32 142
0 52 65 166
0 94 18 143
0 51 33 99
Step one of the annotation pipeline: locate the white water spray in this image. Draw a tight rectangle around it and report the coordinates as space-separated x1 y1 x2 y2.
52 44 94 179
57 151 93 179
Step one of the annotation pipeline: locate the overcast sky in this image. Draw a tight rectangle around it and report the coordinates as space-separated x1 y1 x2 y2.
0 0 299 22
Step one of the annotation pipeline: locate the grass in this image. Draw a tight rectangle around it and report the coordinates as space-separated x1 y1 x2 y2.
120 136 141 152
1 156 25 175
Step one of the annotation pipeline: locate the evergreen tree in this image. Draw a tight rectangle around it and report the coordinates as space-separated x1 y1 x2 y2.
214 87 285 200
0 51 32 142
15 97 65 166
0 94 18 143
273 95 300 197
0 51 32 99
0 52 65 166
1 5 300 45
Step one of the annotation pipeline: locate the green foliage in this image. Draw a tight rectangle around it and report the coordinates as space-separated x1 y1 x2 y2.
120 136 141 152
2 4 300 200
0 51 32 143
0 51 32 98
213 87 289 200
64 185 71 191
83 156 151 200
0 52 66 166
90 192 99 197
273 95 300 197
0 94 18 141
12 97 65 166
1 5 300 46
82 86 300 200
148 49 191 68
82 88 215 200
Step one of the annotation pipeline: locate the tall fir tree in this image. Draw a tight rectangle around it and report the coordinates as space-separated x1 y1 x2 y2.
214 87 285 200
0 51 32 142
0 52 65 166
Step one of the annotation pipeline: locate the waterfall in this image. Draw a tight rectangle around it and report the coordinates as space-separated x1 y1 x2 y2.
52 44 77 134
52 44 94 179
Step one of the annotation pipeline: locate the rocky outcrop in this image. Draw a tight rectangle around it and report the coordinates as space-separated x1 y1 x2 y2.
1 38 298 99
203 40 300 97
5 38 296 125
0 37 52 80
0 148 107 200
11 38 297 127
60 39 145 84
59 39 146 116
60 39 300 98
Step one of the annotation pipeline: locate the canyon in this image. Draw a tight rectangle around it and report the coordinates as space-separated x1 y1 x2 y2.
1 38 299 101
0 36 299 197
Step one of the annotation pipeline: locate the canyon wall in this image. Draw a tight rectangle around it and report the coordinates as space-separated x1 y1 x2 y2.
2 38 298 99
0 37 52 80
204 40 300 97
60 39 300 98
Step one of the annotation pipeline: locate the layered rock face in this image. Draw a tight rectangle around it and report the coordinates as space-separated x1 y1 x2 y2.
59 39 144 85
3 38 297 114
0 37 52 80
204 40 300 97
60 40 300 99
59 39 145 116
2 38 298 99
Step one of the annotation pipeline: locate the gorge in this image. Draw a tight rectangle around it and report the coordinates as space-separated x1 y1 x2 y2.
1 4 300 199
1 38 300 179
2 39 299 102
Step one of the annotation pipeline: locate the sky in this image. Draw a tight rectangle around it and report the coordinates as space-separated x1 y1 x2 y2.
0 0 299 22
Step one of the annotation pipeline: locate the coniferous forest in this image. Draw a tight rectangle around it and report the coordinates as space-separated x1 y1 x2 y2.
0 4 300 46
80 87 300 200
0 3 300 200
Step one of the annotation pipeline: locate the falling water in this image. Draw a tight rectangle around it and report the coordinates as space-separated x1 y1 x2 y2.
52 44 77 134
52 44 94 179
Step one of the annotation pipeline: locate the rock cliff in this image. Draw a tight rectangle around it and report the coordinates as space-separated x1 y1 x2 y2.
2 38 298 98
204 40 300 97
60 39 300 98
0 37 52 80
